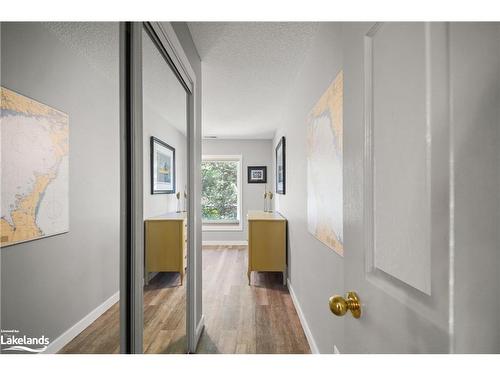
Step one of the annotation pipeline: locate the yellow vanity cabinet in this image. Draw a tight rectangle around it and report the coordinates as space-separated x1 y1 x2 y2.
145 212 187 285
247 210 287 286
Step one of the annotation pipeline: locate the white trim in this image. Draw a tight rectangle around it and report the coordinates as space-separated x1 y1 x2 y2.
202 223 243 232
202 219 240 225
287 279 319 354
202 154 242 161
45 292 119 354
202 240 248 246
201 154 243 228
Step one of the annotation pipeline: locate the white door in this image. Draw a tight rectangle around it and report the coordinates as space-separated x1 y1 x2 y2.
340 22 452 353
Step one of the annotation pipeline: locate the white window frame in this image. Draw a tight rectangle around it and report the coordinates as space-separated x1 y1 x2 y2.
201 154 243 231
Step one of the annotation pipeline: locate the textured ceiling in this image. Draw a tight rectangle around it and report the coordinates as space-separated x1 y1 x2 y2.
43 23 187 136
43 22 317 139
188 22 319 139
43 22 119 81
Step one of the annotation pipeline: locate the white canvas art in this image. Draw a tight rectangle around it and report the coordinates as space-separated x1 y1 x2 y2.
1 87 69 247
306 71 343 255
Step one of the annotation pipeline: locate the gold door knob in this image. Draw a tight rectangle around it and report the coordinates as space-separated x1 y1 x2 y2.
329 291 362 319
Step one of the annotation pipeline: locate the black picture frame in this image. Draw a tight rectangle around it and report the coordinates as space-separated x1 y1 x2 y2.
150 136 176 194
247 166 267 184
276 136 286 194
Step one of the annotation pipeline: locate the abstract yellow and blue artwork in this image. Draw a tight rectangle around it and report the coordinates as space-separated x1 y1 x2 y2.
306 71 343 255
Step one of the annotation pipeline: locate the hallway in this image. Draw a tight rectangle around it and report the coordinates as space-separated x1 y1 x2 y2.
2 17 500 361
59 245 309 354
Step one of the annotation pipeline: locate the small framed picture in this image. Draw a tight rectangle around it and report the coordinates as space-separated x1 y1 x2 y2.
276 136 286 194
247 166 267 184
151 136 176 194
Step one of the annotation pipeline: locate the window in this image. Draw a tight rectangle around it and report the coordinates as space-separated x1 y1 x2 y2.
202 155 242 230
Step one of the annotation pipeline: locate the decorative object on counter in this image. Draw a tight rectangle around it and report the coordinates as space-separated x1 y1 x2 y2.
266 191 274 212
263 184 268 211
176 192 182 213
151 136 175 194
275 136 286 194
263 184 274 212
183 186 187 212
247 166 267 183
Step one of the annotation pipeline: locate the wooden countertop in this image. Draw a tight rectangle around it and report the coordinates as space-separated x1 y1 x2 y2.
247 210 285 221
145 212 187 221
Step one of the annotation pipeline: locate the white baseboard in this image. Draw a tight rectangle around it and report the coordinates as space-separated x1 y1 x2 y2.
202 240 248 246
287 279 319 354
45 291 119 354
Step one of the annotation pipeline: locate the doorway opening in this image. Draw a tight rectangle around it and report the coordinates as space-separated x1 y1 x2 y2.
190 22 312 354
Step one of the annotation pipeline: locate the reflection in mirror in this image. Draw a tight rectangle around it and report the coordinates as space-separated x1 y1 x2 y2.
142 25 188 354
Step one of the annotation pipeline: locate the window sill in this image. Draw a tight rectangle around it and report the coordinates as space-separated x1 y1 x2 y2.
202 222 243 232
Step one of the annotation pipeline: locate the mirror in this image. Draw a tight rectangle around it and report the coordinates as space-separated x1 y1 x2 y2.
142 25 188 354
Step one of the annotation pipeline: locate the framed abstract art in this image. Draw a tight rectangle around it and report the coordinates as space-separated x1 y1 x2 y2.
275 136 286 194
306 71 343 256
247 166 267 183
151 136 176 194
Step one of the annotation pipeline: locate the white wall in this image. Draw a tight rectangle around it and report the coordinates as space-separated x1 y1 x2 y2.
202 139 273 243
272 23 344 353
279 21 500 354
1 22 120 348
142 103 187 218
451 22 500 353
142 27 188 219
0 22 205 354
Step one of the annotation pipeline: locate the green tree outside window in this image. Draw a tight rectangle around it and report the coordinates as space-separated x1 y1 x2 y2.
201 160 239 221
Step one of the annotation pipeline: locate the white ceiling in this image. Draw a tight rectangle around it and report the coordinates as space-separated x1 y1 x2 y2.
44 23 188 136
43 22 118 81
188 22 319 139
43 22 317 139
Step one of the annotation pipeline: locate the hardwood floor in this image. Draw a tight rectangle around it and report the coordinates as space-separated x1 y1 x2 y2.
59 245 310 354
59 300 121 354
197 245 310 354
59 272 185 354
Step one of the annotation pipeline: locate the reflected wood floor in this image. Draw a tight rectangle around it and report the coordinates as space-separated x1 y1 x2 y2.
59 272 185 354
59 245 309 354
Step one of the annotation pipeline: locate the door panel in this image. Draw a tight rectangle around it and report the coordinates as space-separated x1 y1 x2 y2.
371 23 430 294
342 22 451 353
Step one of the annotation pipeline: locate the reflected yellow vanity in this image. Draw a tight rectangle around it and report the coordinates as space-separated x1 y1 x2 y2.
247 210 287 286
144 212 187 285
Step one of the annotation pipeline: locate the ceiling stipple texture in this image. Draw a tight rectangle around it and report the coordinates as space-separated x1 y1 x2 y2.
44 23 187 136
188 22 319 139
